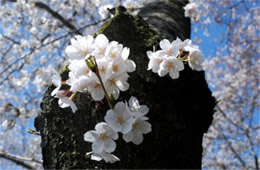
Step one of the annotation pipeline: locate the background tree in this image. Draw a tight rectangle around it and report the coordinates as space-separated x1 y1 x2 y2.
0 0 259 169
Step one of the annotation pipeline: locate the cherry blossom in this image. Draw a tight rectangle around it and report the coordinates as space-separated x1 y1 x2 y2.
123 116 151 145
65 35 94 61
58 97 78 113
183 2 200 21
98 4 113 19
159 39 180 57
51 71 62 96
1 119 16 131
84 122 118 154
147 50 164 73
159 57 184 79
85 96 151 162
147 37 205 79
185 46 205 71
51 71 78 113
123 97 151 144
64 34 135 102
86 150 120 163
128 96 149 117
104 102 133 134
92 34 109 59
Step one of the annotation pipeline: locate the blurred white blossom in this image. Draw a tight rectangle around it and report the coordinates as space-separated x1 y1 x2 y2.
1 119 15 131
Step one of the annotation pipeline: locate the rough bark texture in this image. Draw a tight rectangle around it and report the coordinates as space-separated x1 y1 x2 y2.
35 1 216 169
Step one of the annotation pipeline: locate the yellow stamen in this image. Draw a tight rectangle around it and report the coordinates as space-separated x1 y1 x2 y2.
99 133 107 141
109 78 116 86
95 83 101 88
167 49 173 56
132 123 138 130
167 62 174 70
111 51 117 58
81 49 88 55
117 116 125 125
112 64 119 72
99 67 106 74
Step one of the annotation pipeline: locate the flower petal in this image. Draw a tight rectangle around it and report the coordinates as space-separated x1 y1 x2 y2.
158 68 168 77
138 120 152 134
92 140 104 153
132 131 143 145
126 60 136 72
123 131 133 143
91 154 102 161
84 130 98 143
159 39 171 50
121 47 130 60
104 139 116 153
104 110 122 132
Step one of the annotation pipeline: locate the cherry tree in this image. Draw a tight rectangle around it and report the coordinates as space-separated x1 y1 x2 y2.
0 0 259 169
184 0 259 169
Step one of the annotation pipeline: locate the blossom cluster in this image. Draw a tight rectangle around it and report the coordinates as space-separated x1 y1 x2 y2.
84 97 152 163
51 34 135 113
183 2 200 21
50 34 152 163
147 37 204 79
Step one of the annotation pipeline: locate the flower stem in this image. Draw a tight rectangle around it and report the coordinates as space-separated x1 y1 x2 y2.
92 57 114 109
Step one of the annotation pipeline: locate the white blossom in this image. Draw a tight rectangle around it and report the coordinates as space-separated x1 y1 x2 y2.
65 35 94 61
147 50 164 73
65 34 135 101
123 97 151 144
1 119 16 131
67 59 92 92
147 37 205 79
84 122 118 154
98 4 113 19
159 57 184 79
105 41 123 60
58 97 78 113
123 116 151 145
105 73 130 95
92 34 109 59
88 77 105 101
185 46 205 71
51 71 62 96
104 102 133 134
159 39 180 57
87 150 120 163
183 2 200 21
128 96 149 117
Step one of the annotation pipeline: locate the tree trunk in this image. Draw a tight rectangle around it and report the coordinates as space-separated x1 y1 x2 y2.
35 1 216 169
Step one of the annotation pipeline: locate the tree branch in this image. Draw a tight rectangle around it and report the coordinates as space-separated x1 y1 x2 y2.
33 1 82 35
0 151 42 169
214 124 248 169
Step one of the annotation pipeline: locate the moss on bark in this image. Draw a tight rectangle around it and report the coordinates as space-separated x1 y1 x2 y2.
35 7 215 169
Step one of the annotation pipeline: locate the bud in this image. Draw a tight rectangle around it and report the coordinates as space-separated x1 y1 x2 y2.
86 56 96 73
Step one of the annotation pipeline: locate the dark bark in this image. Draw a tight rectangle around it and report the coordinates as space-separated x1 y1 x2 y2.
139 0 191 41
35 1 215 169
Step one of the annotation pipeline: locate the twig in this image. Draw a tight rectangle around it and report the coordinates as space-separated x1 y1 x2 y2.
93 57 113 109
33 1 82 35
0 151 42 169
